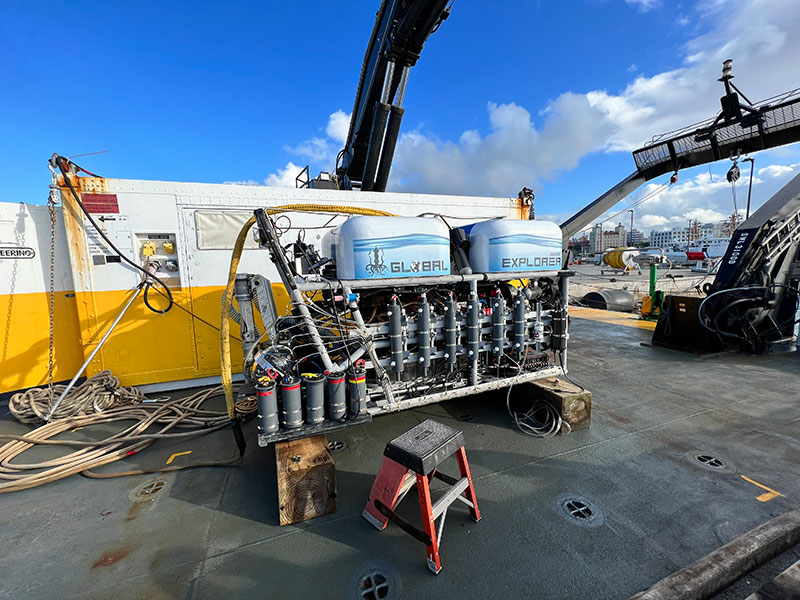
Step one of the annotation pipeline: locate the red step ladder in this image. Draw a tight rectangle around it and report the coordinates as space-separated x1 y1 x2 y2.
362 419 481 574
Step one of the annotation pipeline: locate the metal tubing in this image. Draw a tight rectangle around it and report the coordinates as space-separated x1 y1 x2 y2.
373 105 405 192
296 271 568 292
491 294 505 359
444 295 458 369
342 285 394 403
234 274 258 356
289 287 335 371
335 344 367 372
389 298 404 374
467 280 479 385
535 302 543 353
513 291 527 353
367 366 565 415
361 102 391 191
417 294 432 374
45 285 143 421
255 209 335 371
558 275 570 365
395 65 410 107
380 61 396 104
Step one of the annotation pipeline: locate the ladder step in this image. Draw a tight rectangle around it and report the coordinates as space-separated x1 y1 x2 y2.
432 477 470 520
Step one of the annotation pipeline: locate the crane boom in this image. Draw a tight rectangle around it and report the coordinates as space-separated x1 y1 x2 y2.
336 0 451 192
560 61 800 247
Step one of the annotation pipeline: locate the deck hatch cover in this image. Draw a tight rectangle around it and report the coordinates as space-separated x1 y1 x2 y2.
360 571 390 600
565 499 593 520
135 480 166 497
557 494 604 527
328 440 347 453
695 454 726 469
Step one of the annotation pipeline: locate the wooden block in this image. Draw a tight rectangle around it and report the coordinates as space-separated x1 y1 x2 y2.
276 435 336 526
528 377 592 434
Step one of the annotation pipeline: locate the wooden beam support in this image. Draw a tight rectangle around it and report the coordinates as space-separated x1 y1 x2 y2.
527 377 591 433
276 435 336 526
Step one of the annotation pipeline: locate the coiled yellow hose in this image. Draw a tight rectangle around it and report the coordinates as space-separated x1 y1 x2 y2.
604 249 635 271
220 204 397 418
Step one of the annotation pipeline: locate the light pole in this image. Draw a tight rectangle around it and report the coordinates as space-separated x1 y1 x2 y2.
628 210 634 246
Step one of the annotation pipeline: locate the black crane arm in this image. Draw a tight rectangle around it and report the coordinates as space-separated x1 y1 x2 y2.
561 61 800 247
336 0 451 192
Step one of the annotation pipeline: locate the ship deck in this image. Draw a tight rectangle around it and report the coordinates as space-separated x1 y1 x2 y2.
1 311 799 599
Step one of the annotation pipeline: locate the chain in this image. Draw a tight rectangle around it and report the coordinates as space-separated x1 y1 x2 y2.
47 172 59 406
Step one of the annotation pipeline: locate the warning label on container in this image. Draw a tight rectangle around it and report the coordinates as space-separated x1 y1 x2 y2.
86 215 131 256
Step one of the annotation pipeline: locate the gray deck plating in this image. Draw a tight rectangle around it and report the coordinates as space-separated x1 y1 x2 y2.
1 318 798 600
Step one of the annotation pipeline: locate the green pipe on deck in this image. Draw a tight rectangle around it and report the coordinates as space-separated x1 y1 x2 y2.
649 263 657 298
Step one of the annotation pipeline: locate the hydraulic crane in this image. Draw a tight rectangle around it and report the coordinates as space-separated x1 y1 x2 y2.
562 60 800 354
334 0 452 192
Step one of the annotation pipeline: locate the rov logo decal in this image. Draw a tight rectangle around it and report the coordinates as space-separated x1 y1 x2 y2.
501 256 560 269
365 246 388 276
0 246 35 259
390 260 446 273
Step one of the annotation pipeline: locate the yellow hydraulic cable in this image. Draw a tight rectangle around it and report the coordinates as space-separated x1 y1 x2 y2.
220 204 397 419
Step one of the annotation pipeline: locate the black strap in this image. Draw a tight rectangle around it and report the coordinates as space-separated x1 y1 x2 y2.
374 499 432 546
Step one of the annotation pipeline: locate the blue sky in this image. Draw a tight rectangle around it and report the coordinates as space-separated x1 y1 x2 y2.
2 0 799 235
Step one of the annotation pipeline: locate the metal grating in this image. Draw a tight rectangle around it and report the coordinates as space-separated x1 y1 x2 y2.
633 88 800 181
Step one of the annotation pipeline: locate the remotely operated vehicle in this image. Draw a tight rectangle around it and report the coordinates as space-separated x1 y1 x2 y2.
222 0 569 445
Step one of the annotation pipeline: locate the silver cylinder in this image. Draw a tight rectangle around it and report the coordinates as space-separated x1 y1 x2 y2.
417 295 431 373
491 295 506 359
327 370 347 421
444 295 458 368
388 298 404 374
513 291 527 354
256 381 279 434
347 366 367 418
467 285 480 383
280 375 303 430
302 373 325 425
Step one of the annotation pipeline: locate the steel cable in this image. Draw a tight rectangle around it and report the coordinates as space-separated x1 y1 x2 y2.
9 370 146 424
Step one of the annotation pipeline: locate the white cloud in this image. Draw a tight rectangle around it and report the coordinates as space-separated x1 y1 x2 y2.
626 0 661 12
639 214 669 227
758 163 799 178
390 97 614 196
223 179 261 186
256 0 800 220
593 161 799 236
285 138 330 162
283 110 352 169
386 0 800 196
325 110 351 144
265 161 303 188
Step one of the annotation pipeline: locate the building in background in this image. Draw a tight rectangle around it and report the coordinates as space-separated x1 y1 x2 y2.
590 223 627 252
627 229 646 245
650 220 730 248
700 221 728 238
569 234 590 256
